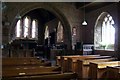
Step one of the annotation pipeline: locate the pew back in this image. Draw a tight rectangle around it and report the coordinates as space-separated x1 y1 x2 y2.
2 57 51 66
3 66 61 78
56 55 100 66
61 55 112 72
2 72 78 80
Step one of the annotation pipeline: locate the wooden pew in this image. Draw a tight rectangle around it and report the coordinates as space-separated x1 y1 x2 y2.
60 55 101 72
61 55 111 72
56 55 100 66
89 61 120 80
106 66 120 79
2 57 68 79
2 57 40 65
2 66 61 78
2 57 51 66
2 72 78 80
60 55 85 72
76 58 115 79
56 56 61 66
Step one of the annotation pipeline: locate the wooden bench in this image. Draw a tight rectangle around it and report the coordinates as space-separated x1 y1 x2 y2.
2 57 67 79
60 55 85 72
56 55 100 66
89 61 120 80
76 58 115 79
2 57 41 64
2 57 51 66
2 66 61 78
2 72 78 80
60 55 102 72
61 55 112 72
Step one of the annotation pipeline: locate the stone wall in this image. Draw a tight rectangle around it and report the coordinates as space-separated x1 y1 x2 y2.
83 3 119 56
2 2 83 55
3 2 119 57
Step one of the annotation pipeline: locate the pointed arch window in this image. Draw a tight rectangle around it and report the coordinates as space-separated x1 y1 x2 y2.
23 17 30 38
94 13 115 50
15 16 38 40
102 15 115 46
57 21 63 42
32 20 38 39
44 25 49 39
16 19 21 38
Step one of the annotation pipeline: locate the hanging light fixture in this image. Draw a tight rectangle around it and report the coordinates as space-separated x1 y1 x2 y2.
82 0 87 26
82 20 87 26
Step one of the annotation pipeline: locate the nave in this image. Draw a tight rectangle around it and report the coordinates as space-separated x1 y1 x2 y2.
2 54 120 80
1 1 120 80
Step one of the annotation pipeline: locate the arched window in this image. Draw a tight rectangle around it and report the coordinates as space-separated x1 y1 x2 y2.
44 25 49 39
32 20 38 39
57 21 63 42
94 13 115 50
14 16 38 40
23 17 30 38
15 19 21 38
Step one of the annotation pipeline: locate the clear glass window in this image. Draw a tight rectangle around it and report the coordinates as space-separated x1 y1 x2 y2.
32 20 38 39
95 14 115 50
16 20 21 38
57 21 63 42
24 17 30 38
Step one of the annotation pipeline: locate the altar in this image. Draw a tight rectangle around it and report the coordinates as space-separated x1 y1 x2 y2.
9 39 37 57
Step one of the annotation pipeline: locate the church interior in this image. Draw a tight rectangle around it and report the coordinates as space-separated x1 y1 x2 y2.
1 1 120 80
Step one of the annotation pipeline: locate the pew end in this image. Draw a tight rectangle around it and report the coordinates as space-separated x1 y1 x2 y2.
89 61 120 80
106 66 120 79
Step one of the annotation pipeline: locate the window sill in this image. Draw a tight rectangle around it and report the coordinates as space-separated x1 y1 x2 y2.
95 49 114 51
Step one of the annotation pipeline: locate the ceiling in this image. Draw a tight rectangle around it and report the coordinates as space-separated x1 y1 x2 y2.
75 2 115 12
3 2 116 24
22 2 115 24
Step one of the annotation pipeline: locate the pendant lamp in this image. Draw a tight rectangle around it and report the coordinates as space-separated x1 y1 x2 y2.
82 1 87 26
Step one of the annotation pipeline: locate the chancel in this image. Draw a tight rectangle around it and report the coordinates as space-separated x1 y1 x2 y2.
1 1 120 80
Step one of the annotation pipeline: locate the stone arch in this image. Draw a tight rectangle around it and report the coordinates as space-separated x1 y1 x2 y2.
10 3 72 49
